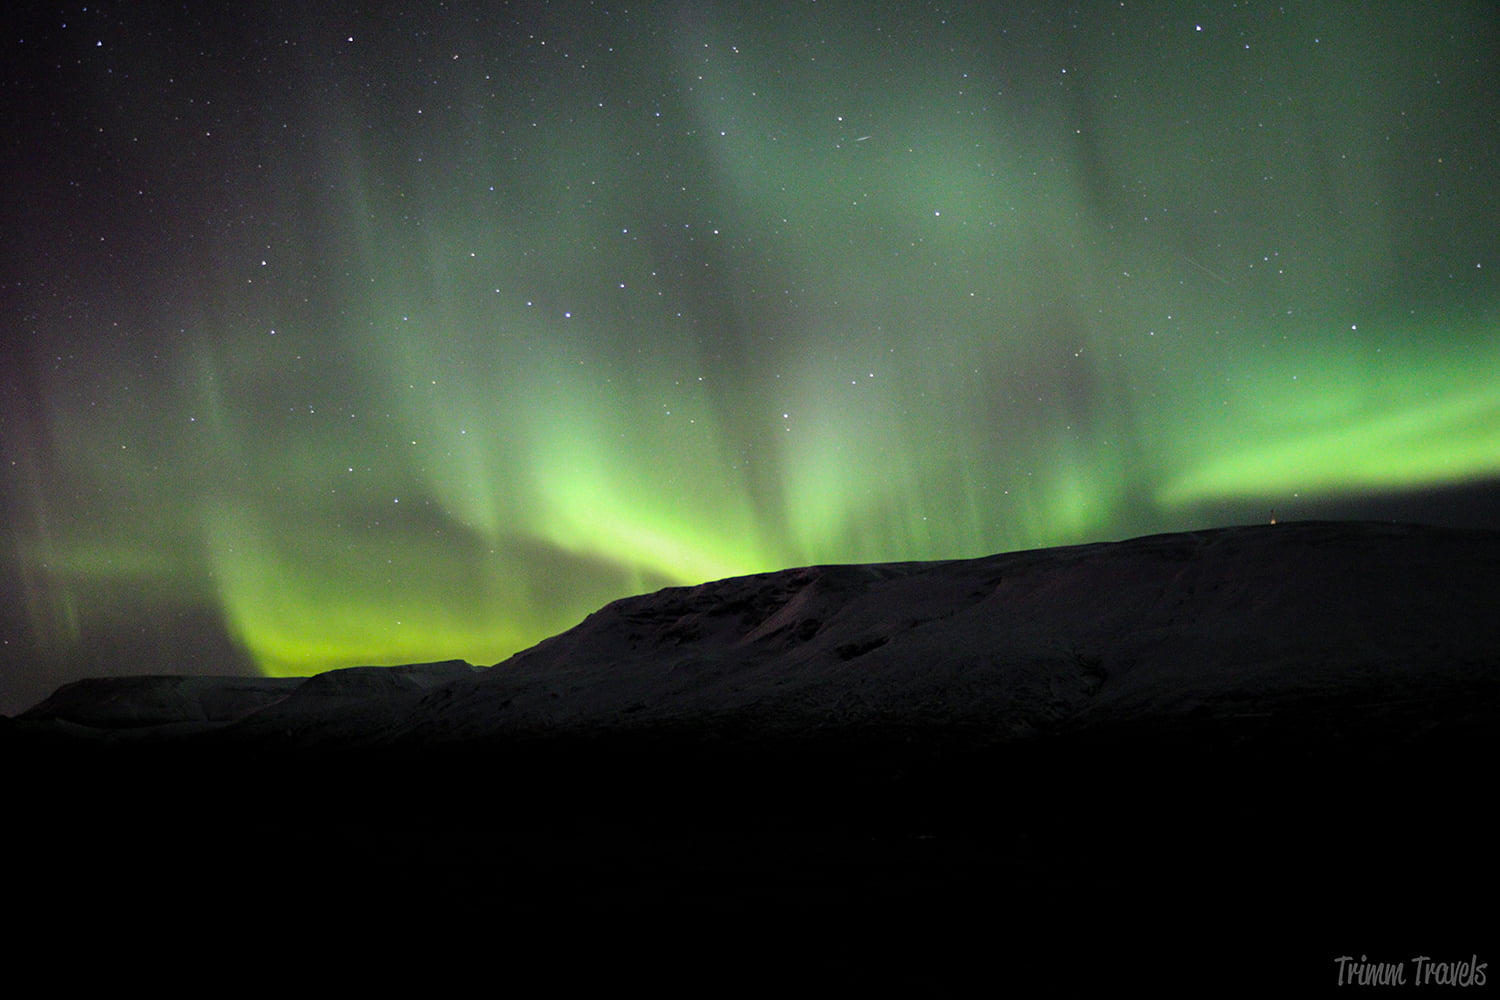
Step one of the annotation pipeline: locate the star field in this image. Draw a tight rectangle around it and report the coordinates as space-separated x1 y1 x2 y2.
3 1 1498 710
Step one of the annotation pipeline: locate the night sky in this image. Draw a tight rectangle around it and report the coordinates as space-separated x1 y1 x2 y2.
4 1 1498 713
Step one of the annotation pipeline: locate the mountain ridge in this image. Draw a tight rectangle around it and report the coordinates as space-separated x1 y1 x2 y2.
6 519 1496 992
13 519 1498 751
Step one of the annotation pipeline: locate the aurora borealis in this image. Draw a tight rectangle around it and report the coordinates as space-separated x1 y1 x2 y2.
3 2 1499 712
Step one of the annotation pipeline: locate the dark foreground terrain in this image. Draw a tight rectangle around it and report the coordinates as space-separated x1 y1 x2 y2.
6 521 1497 993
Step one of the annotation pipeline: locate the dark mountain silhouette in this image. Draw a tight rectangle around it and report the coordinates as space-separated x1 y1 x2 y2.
7 521 1496 992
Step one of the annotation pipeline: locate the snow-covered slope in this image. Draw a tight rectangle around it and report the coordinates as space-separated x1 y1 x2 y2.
351 519 1498 745
13 521 1498 748
7 520 1495 993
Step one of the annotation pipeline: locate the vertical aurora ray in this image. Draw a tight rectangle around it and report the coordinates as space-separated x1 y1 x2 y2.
2 2 1498 700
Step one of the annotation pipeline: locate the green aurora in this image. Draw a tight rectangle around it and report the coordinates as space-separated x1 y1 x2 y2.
3 2 1498 705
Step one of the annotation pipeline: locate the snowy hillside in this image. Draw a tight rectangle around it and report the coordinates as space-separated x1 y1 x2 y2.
8 520 1495 993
